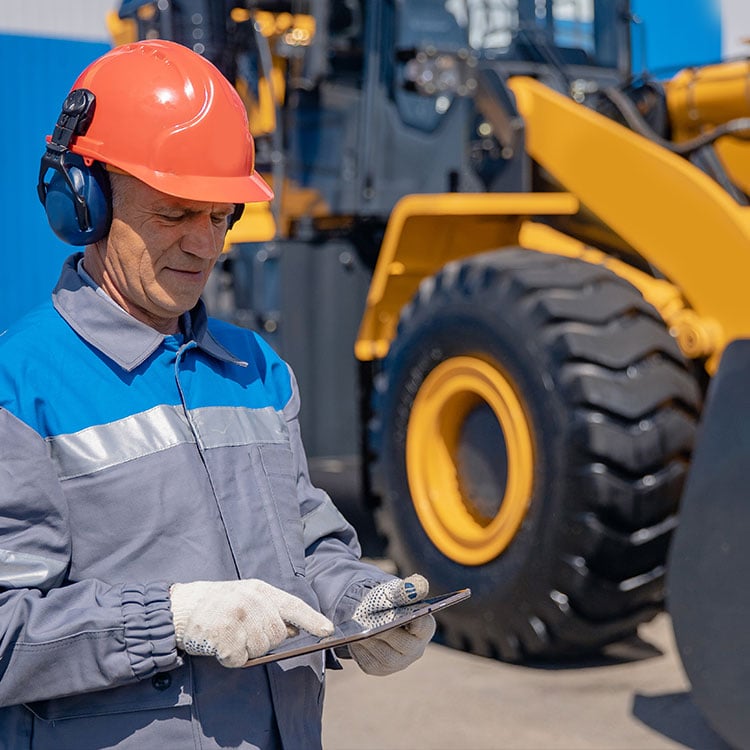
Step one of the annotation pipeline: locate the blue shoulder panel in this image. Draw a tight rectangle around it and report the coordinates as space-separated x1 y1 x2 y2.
186 318 293 413
0 304 294 438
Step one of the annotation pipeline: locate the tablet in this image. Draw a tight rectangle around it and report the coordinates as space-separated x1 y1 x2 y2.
243 588 471 667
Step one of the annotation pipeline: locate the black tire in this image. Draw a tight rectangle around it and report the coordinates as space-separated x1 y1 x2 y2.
368 248 702 661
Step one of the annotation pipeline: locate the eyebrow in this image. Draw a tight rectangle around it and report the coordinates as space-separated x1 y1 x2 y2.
154 204 234 217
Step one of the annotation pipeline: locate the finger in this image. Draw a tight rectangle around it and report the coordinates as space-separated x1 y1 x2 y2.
375 615 436 656
347 641 383 676
262 612 290 648
398 574 429 605
216 626 256 668
405 613 437 641
278 596 335 637
242 607 288 659
351 638 400 676
352 608 399 629
370 575 429 611
217 647 251 669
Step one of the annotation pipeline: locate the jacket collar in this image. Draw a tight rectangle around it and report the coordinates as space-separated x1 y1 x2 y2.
52 253 247 372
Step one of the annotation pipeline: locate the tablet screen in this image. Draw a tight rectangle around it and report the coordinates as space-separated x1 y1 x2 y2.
243 588 471 667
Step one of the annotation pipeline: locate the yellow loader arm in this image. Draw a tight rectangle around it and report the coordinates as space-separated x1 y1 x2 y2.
509 75 750 372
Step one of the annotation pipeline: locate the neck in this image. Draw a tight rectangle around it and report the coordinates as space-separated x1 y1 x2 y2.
82 245 181 335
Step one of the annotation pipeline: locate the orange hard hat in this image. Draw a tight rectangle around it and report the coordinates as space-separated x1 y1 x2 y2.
67 39 273 204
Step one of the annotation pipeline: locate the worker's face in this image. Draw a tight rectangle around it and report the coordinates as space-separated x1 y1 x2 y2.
91 175 235 333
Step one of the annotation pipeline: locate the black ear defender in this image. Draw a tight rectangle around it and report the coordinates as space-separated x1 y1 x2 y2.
37 88 112 246
228 203 245 229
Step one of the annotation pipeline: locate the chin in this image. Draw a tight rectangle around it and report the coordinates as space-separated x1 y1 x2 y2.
159 290 202 315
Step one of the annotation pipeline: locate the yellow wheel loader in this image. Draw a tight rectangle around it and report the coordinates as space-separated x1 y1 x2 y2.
113 1 750 742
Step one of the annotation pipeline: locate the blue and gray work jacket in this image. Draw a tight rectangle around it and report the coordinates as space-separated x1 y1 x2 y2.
0 254 391 750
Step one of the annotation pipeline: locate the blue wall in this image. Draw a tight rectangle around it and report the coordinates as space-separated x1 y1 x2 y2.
631 0 722 77
0 34 109 332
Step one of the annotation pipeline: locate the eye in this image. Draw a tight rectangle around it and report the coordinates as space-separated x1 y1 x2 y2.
159 212 185 223
211 212 232 226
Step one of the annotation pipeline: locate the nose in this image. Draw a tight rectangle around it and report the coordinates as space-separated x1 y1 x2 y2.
179 214 222 259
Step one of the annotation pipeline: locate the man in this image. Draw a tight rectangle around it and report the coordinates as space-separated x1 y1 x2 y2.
0 39 434 749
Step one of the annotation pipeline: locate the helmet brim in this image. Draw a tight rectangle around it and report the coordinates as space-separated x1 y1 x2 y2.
127 166 276 205
70 137 274 204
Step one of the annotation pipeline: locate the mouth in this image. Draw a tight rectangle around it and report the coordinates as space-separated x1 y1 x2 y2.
165 267 206 279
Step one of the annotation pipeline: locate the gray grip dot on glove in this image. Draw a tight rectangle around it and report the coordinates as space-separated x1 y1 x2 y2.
349 574 436 676
352 574 429 629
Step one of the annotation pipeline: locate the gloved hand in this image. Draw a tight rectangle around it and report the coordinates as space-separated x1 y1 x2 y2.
170 579 334 668
348 574 436 676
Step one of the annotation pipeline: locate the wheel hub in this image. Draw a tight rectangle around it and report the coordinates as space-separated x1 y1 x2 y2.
406 355 535 565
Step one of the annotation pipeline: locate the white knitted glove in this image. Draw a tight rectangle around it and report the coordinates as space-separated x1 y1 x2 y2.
170 580 334 668
348 574 436 676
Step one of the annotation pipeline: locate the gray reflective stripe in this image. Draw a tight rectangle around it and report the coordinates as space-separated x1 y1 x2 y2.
302 500 352 550
47 404 288 479
0 548 67 591
191 406 287 450
47 405 193 480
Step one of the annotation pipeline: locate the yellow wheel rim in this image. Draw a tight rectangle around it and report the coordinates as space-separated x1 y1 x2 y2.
406 355 535 566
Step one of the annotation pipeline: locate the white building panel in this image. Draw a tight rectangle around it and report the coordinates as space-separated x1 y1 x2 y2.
0 0 117 42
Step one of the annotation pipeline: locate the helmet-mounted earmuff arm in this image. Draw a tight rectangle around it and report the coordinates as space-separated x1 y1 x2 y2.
37 89 98 232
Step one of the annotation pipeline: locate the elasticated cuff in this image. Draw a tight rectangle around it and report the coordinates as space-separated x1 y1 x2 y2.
121 581 181 679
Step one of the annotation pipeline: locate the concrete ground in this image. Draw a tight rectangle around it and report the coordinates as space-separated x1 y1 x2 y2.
321 613 730 750
311 459 731 750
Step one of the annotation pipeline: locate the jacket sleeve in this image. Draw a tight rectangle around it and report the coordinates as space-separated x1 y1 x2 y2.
281 368 394 622
0 408 179 707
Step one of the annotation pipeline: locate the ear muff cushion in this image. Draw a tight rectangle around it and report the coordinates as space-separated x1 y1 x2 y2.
44 155 112 246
